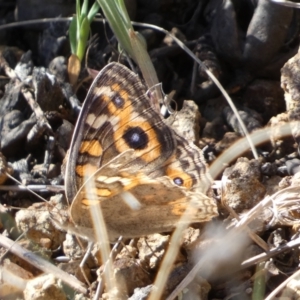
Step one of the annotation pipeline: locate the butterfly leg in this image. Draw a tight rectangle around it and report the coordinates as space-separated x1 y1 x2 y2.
94 236 124 299
79 241 94 286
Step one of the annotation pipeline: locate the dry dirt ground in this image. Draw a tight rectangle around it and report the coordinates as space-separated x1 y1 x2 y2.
1 0 300 299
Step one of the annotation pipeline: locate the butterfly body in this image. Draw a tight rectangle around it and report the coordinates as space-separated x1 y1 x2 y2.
65 62 218 240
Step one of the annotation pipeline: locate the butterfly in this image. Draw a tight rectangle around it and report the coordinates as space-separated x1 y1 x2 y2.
64 62 218 241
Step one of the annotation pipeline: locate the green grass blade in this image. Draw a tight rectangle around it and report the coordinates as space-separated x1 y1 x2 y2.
97 0 134 59
76 0 81 22
116 0 132 25
77 17 90 61
97 0 161 102
76 0 81 44
81 0 89 18
87 2 100 23
69 16 78 54
252 263 266 300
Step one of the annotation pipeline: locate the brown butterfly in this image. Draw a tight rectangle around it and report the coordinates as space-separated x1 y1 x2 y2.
64 62 218 241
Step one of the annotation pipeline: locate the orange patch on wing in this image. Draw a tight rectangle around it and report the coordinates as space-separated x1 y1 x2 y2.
80 187 112 206
101 93 112 103
96 187 112 197
171 204 187 216
120 173 146 190
111 83 120 91
79 140 103 157
81 199 100 206
170 202 198 216
107 100 132 123
76 164 98 178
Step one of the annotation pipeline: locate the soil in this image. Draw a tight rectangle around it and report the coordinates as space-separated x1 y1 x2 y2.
1 0 300 299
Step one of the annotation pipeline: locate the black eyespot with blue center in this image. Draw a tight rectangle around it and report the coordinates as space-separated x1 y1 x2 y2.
112 95 125 109
123 126 148 150
173 177 184 186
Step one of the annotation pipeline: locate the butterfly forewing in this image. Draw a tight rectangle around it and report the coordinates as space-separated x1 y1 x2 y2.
65 63 176 202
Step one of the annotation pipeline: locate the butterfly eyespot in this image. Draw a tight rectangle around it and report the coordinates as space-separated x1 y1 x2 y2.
112 95 125 108
123 126 148 150
173 177 184 186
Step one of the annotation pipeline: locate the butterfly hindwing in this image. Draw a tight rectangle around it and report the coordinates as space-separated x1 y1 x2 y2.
69 150 216 240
